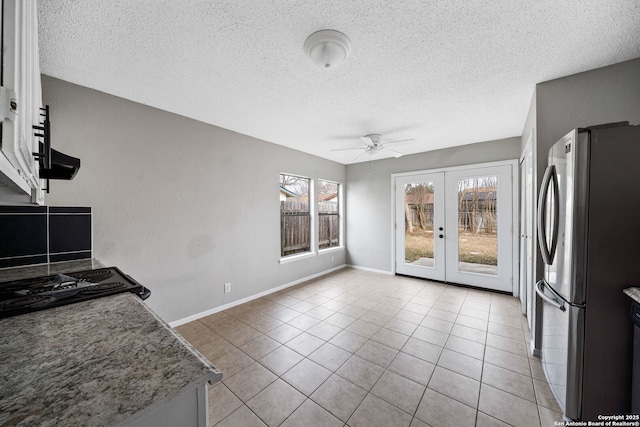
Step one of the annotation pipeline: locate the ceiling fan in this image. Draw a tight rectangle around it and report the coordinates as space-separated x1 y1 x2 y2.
331 134 415 162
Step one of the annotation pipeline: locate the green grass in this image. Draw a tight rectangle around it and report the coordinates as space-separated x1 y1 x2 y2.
404 229 434 262
404 229 497 265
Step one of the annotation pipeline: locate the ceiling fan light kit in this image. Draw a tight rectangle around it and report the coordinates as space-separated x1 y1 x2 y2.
360 134 383 147
303 29 351 69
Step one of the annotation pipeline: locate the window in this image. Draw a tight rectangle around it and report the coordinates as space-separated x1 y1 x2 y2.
279 174 342 261
280 174 311 257
318 180 340 249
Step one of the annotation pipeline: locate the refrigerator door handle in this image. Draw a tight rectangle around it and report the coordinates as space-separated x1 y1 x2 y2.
537 165 559 265
535 280 566 311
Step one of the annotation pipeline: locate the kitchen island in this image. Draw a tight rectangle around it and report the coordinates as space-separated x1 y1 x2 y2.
0 260 222 426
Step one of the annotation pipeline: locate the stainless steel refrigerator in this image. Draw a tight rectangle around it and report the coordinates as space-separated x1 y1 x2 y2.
536 122 640 421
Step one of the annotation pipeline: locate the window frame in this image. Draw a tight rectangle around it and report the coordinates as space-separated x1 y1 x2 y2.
279 173 314 259
279 174 344 264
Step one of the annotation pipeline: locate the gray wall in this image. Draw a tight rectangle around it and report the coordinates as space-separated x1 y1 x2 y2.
536 57 640 187
41 76 346 323
345 137 520 272
532 57 640 282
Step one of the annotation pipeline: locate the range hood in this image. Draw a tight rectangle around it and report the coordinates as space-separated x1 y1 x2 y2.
33 105 80 191
39 148 80 180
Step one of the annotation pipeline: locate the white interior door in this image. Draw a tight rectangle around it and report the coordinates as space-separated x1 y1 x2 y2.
395 173 446 281
520 160 528 312
520 144 534 317
395 163 515 293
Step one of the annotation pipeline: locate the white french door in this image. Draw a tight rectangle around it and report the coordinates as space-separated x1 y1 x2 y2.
394 163 515 293
443 165 513 291
395 172 446 281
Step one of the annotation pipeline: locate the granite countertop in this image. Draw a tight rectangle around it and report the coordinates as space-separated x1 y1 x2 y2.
0 261 222 427
624 287 640 304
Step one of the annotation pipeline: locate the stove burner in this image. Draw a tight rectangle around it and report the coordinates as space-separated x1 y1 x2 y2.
0 295 56 311
69 269 114 282
27 279 78 294
0 275 60 293
0 267 150 318
0 274 83 297
79 282 126 295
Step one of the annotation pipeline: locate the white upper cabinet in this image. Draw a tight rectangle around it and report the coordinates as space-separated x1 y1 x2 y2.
0 0 44 204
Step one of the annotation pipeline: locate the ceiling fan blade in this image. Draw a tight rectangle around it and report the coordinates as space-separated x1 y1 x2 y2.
381 147 404 158
331 147 366 152
352 149 370 162
381 138 416 146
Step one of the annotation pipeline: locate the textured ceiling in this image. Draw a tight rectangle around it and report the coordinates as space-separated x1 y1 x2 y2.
38 1 640 164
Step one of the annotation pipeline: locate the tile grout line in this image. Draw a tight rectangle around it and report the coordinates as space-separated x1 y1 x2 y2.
191 269 557 427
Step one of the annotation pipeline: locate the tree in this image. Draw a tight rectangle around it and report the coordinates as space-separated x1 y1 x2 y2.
482 176 497 233
317 180 337 196
458 179 469 231
405 182 434 231
280 174 308 197
404 184 414 233
457 176 497 233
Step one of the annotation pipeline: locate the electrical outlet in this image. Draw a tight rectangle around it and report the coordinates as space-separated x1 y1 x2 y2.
331 255 335 262
224 282 231 293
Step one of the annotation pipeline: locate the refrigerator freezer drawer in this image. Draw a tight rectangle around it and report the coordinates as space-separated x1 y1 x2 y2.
538 282 569 414
536 279 585 420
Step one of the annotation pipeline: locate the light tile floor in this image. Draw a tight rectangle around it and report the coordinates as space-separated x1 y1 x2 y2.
175 268 564 427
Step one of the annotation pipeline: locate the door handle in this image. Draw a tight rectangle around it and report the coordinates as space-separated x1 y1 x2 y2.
537 165 559 265
535 280 565 311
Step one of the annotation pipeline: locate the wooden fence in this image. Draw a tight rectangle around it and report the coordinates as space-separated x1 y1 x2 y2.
281 200 338 256
281 201 310 256
318 201 339 249
319 213 339 249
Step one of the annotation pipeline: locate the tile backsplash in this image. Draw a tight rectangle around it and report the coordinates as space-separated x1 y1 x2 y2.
0 206 92 268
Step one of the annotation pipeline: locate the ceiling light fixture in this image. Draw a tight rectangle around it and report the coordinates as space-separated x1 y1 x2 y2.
303 30 351 70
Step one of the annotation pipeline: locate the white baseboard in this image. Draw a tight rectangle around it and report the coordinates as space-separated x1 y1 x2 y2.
346 264 394 275
169 264 347 327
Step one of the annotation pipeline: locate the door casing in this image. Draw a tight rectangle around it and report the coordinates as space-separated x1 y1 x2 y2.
520 137 535 320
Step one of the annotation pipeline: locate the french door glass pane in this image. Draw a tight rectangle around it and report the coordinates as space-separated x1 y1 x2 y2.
457 176 498 275
404 181 435 267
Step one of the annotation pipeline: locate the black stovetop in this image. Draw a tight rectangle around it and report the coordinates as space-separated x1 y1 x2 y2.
0 266 150 318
